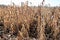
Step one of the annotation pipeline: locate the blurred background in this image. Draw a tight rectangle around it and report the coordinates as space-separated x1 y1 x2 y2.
0 0 60 7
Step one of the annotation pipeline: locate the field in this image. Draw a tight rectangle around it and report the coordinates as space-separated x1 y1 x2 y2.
0 5 60 40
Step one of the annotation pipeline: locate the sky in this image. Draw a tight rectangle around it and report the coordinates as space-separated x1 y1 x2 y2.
0 0 60 7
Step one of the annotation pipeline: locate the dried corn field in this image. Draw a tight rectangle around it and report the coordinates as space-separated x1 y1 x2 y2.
0 5 60 40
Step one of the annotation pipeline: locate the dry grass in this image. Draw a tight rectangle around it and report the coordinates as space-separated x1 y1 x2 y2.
0 5 60 40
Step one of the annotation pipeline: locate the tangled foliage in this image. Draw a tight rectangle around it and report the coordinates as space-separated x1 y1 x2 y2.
0 5 60 40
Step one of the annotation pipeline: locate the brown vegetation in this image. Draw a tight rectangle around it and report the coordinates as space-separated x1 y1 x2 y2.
0 4 60 40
